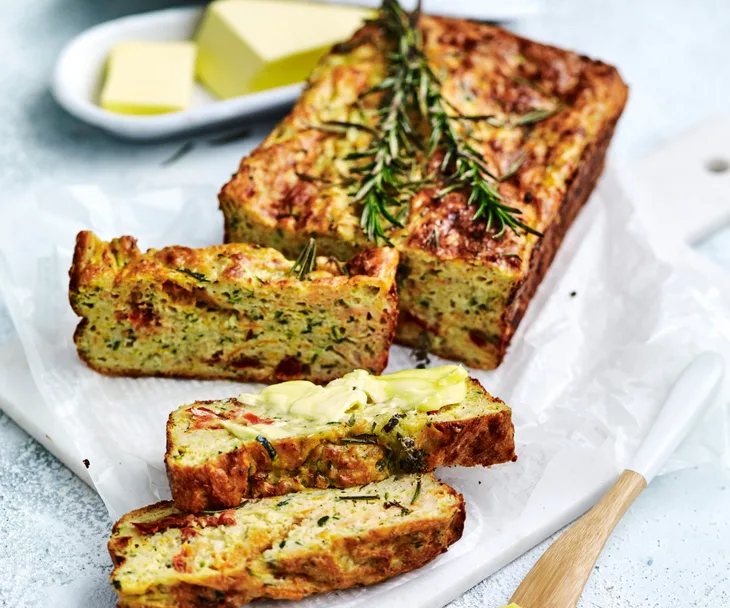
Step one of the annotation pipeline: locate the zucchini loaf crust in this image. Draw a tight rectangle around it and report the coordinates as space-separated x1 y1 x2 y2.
69 231 398 384
166 370 515 513
219 15 628 369
109 474 464 608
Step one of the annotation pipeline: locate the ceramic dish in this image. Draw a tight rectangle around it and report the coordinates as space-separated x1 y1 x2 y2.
51 7 303 140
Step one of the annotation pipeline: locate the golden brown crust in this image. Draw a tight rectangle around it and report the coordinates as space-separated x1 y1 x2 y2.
113 501 465 608
428 405 516 468
218 15 628 370
109 477 466 608
397 91 624 366
220 17 628 260
498 102 622 358
265 506 465 600
69 231 139 311
166 379 515 513
69 232 399 384
167 434 394 514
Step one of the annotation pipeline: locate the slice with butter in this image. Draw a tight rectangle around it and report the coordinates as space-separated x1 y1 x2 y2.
166 366 517 513
195 0 371 99
100 41 197 115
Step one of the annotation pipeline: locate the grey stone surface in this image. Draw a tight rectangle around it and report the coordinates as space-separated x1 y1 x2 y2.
1 0 729 607
0 412 111 607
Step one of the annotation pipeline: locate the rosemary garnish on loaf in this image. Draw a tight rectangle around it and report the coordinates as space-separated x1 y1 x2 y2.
289 237 317 280
342 0 426 245
423 76 544 238
336 0 554 243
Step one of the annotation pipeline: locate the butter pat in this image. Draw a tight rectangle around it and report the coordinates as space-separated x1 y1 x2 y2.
236 365 469 428
195 0 370 99
100 42 197 115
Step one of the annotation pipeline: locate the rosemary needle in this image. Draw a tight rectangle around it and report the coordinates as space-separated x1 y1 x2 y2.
289 238 317 280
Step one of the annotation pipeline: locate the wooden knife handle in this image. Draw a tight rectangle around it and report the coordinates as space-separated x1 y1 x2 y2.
509 469 646 608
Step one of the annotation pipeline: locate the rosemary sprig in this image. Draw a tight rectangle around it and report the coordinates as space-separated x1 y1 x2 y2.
410 476 422 504
449 106 562 129
340 0 427 245
508 107 562 127
378 0 543 239
175 268 209 282
337 494 380 501
499 152 528 183
341 436 378 444
336 0 547 242
383 500 411 515
256 436 277 460
305 120 378 136
289 238 317 280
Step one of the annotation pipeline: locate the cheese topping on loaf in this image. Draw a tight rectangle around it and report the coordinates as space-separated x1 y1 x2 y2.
68 230 399 384
166 372 515 512
109 474 465 608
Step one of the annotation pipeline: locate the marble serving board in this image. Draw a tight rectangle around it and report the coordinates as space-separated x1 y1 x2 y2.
1 123 730 608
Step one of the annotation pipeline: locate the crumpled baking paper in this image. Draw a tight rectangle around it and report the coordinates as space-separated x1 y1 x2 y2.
0 166 729 608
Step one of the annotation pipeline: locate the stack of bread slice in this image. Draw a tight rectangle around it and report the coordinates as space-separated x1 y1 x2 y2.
108 366 516 607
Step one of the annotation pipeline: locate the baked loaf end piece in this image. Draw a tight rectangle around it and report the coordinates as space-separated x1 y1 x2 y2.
69 231 398 384
219 15 628 369
109 474 465 608
166 366 515 513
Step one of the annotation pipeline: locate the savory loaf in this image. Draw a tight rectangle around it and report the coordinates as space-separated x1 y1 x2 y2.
166 365 515 513
109 474 465 608
219 13 628 369
68 231 399 384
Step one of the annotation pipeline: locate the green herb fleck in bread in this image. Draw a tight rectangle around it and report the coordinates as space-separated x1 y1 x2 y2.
109 474 465 608
166 365 515 513
68 230 399 384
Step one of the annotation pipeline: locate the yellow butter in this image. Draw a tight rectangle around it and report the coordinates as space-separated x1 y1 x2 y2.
236 365 469 430
100 41 197 115
195 0 370 99
220 419 291 441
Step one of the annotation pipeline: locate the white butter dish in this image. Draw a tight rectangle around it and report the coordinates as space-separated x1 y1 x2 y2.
51 7 303 141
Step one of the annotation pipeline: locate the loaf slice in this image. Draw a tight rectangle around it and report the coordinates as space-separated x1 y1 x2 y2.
219 13 628 369
109 474 465 608
166 365 515 513
68 231 398 384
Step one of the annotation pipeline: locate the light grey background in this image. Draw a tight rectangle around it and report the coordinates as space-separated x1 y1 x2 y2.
1 0 729 606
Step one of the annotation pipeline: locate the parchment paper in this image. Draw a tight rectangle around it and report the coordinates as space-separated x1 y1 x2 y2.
0 166 728 608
